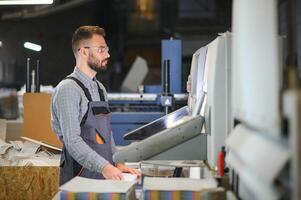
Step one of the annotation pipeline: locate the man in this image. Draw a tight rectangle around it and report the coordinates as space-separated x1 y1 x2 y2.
51 26 140 185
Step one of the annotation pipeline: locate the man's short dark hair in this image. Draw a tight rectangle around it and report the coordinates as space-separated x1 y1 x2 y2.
72 26 106 55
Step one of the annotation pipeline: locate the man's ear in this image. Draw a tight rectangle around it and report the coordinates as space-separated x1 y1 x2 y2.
79 48 89 57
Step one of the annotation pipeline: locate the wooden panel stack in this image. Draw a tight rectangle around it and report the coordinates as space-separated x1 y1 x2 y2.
0 166 59 200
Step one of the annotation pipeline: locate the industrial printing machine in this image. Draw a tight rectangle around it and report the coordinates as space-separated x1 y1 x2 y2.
110 32 232 199
113 31 231 167
112 0 301 199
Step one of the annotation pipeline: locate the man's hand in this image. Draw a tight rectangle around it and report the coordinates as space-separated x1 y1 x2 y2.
116 163 141 178
102 163 123 180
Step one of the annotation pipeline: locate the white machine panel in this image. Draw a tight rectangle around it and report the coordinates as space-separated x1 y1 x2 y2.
190 47 207 116
232 0 281 136
205 32 232 166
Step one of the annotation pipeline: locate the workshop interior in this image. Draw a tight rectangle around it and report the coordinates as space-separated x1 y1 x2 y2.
0 0 300 199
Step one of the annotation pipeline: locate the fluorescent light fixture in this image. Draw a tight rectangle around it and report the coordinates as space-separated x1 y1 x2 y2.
24 42 42 52
0 41 2 47
0 0 53 5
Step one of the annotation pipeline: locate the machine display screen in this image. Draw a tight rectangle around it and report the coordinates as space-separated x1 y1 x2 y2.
123 106 189 140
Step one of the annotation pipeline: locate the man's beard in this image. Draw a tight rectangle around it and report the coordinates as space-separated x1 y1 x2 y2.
87 55 108 73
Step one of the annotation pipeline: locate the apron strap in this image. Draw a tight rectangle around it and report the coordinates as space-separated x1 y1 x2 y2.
64 76 91 126
64 76 92 102
95 81 106 102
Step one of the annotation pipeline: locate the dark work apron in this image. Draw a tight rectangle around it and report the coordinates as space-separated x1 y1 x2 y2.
59 76 114 185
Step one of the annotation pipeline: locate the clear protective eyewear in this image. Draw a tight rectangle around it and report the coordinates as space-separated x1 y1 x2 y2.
78 45 109 53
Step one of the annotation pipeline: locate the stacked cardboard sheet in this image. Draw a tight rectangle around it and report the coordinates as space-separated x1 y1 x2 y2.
142 177 217 200
0 139 60 166
59 176 137 200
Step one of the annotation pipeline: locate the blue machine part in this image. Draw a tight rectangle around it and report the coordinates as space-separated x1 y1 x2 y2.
144 85 162 93
160 95 173 107
111 112 164 145
161 39 182 93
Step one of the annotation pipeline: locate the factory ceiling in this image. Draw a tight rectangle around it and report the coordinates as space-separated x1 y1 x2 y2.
0 0 93 20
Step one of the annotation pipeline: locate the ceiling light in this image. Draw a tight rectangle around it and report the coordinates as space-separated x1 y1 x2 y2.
24 42 42 52
0 0 53 5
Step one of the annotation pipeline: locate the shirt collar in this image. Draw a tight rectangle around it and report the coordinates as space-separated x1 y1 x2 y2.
73 67 96 85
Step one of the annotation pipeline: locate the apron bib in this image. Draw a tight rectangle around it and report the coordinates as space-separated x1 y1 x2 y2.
59 77 113 185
